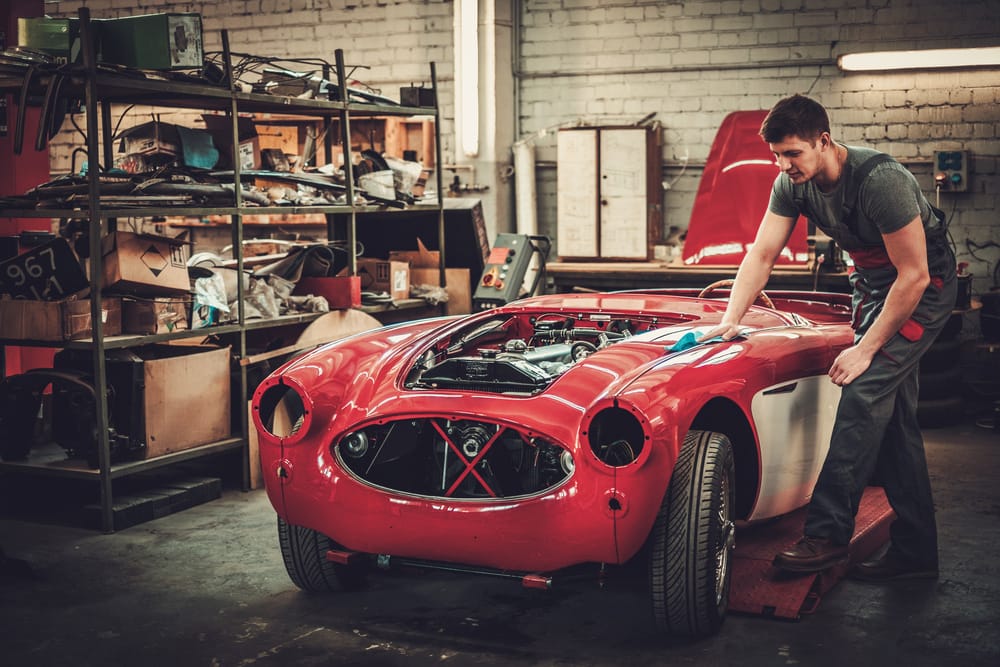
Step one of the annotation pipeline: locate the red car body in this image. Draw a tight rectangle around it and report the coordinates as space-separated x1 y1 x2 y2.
252 288 854 636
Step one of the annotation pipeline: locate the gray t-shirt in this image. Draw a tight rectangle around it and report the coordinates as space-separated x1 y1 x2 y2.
768 146 938 250
767 146 953 281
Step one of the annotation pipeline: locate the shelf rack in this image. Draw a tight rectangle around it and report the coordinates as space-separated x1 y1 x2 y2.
0 7 445 531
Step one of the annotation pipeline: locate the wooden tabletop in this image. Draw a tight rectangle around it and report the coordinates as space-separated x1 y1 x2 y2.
546 261 852 293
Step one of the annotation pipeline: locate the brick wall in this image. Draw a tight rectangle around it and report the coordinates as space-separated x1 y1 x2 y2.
44 0 456 184
519 0 1000 296
42 0 1000 295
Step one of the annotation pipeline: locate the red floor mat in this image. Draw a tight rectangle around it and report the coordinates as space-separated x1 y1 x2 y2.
729 486 894 619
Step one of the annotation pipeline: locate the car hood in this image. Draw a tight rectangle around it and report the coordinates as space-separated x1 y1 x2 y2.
282 319 744 441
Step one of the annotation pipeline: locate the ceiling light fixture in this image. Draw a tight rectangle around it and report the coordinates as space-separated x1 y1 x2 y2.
837 46 1000 71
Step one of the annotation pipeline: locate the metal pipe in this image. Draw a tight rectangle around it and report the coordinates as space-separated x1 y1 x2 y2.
514 59 832 81
375 554 552 588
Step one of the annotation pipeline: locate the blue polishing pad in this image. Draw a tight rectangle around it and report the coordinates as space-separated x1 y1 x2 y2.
667 331 727 352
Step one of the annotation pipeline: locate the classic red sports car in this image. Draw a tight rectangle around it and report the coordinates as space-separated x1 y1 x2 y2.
251 284 854 638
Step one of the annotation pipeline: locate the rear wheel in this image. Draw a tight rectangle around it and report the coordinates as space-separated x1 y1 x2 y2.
277 517 368 591
649 430 735 638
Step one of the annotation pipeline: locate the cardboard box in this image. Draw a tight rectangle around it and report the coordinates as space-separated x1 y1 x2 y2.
389 237 440 268
101 232 191 296
350 259 410 302
115 121 218 170
409 267 471 316
122 296 191 335
202 115 260 170
390 238 470 314
141 344 231 458
54 344 231 460
0 296 121 341
118 121 182 159
292 276 362 310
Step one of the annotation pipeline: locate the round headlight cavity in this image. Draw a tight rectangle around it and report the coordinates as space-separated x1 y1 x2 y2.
587 406 646 467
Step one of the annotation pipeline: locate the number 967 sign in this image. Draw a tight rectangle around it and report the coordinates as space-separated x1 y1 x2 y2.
0 237 90 301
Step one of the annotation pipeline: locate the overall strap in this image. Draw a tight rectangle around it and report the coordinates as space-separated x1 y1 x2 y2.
841 152 895 221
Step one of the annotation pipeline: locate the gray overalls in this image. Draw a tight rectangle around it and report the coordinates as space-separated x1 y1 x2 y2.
786 152 957 568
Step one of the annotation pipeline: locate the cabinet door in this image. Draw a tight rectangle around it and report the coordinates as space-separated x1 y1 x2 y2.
599 128 650 259
556 129 599 258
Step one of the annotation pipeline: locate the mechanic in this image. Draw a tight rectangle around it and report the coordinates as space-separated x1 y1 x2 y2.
699 94 956 581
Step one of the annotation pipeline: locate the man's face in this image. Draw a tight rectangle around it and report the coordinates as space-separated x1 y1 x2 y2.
769 133 829 184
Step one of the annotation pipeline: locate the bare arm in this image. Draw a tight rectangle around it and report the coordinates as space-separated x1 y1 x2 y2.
699 210 797 340
828 215 930 385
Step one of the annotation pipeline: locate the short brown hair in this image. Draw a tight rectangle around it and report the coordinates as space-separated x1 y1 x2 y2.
759 94 831 144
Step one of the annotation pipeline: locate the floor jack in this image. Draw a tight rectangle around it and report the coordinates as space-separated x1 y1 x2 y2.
729 486 894 619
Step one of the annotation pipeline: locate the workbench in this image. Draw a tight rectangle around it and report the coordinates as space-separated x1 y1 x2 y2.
546 261 852 294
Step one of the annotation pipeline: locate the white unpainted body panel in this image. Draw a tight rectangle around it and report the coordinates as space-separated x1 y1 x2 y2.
748 374 841 521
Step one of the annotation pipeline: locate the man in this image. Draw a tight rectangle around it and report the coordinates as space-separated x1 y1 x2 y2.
700 94 956 581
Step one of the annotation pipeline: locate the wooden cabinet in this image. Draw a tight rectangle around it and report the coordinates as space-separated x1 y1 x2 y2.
556 125 662 260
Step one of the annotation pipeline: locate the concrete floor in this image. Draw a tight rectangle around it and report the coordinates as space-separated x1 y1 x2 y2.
1 418 998 667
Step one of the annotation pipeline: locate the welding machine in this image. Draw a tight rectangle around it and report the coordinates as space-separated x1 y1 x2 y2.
472 234 550 310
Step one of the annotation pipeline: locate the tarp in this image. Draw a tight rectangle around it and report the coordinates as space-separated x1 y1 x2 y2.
682 110 809 266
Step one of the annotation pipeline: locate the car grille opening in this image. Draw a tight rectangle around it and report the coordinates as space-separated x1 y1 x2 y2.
334 418 572 499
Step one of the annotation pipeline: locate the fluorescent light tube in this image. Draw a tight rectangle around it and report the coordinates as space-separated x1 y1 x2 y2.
838 46 1000 71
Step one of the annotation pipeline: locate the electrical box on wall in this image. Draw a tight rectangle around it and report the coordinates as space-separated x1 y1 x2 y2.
933 150 969 192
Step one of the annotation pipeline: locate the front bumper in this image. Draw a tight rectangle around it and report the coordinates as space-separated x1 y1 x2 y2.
263 431 670 573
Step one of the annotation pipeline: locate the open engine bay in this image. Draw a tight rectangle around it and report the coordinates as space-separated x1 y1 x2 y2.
404 311 685 396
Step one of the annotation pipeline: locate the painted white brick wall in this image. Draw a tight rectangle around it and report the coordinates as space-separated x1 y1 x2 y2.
517 0 1000 297
41 0 1000 296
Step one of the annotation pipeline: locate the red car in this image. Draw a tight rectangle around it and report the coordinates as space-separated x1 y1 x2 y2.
252 284 853 638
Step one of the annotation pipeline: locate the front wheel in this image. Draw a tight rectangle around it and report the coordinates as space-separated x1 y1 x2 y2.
649 430 736 638
277 517 368 592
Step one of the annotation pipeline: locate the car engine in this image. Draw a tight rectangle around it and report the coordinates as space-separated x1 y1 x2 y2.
405 315 641 395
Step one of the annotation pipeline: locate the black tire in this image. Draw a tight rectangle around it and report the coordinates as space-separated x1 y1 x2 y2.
649 430 735 639
277 517 368 592
917 367 963 401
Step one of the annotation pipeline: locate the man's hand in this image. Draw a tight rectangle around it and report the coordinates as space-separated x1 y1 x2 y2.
828 344 875 386
694 212 796 344
827 216 930 387
697 322 744 342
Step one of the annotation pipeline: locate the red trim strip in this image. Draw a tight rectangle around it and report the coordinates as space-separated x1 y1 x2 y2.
849 247 893 270
898 319 925 342
851 293 867 330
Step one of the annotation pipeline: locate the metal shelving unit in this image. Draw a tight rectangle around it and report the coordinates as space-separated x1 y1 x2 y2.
0 7 445 531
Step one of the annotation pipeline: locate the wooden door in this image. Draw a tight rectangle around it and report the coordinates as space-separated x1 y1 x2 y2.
556 128 599 259
599 128 651 259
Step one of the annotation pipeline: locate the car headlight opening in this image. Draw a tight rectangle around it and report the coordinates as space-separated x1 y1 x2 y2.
587 406 647 466
256 381 308 440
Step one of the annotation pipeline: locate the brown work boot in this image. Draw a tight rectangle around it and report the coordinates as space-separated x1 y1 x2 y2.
850 551 939 582
773 536 849 573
